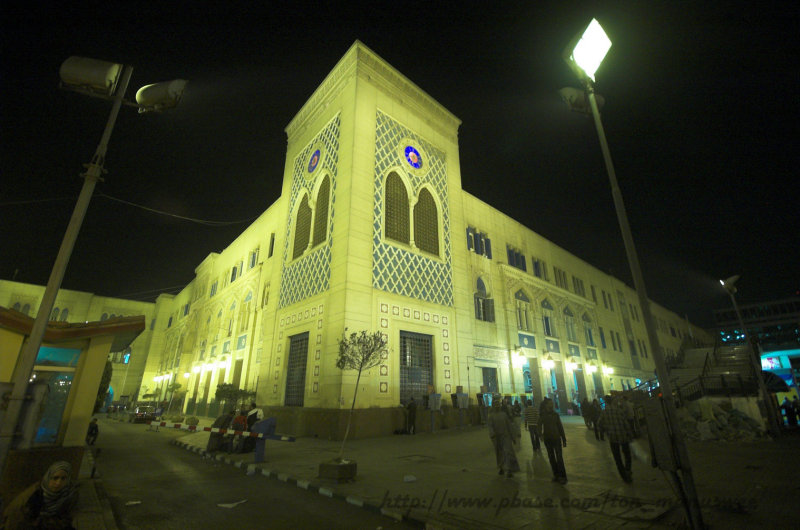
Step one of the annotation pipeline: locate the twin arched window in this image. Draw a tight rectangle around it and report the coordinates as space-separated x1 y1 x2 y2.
385 172 439 256
292 175 331 259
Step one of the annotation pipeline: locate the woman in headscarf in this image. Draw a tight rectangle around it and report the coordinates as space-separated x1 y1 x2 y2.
488 396 520 478
1 460 79 529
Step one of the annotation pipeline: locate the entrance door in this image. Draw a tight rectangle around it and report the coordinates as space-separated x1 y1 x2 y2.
592 371 605 397
482 367 499 394
573 369 588 403
553 361 568 413
399 331 433 403
527 358 543 404
285 332 309 406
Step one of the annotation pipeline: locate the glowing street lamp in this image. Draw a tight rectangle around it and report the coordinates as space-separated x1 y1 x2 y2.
562 19 704 529
0 57 187 473
719 276 781 437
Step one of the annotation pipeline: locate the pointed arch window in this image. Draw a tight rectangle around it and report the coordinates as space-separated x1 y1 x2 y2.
312 175 330 246
582 313 596 346
564 307 578 342
414 188 439 255
515 290 531 331
474 278 495 322
292 194 312 259
385 172 409 244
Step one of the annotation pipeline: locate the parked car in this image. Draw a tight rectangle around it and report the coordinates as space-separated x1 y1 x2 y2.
129 406 156 423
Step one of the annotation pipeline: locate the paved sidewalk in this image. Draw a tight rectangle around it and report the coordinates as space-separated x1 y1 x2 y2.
72 447 118 530
164 416 799 529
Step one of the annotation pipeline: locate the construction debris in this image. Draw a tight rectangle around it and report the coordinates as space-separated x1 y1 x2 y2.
676 401 764 442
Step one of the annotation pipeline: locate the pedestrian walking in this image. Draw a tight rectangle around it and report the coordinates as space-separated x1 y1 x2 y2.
86 418 99 445
591 399 605 441
523 398 541 451
598 395 634 483
488 398 520 478
1 461 79 529
406 397 417 434
539 398 567 483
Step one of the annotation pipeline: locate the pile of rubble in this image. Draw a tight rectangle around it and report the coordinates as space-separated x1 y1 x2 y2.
676 400 764 442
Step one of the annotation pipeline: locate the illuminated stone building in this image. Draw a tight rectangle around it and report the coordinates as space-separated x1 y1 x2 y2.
1 42 712 435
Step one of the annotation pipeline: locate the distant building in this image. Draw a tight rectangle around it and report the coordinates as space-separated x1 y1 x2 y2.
0 279 157 405
1 42 712 436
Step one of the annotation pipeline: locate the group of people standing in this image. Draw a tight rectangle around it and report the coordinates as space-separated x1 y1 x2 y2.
491 393 637 485
206 402 264 453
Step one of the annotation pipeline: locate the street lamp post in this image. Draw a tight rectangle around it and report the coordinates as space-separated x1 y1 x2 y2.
562 19 704 529
720 275 781 437
0 57 187 474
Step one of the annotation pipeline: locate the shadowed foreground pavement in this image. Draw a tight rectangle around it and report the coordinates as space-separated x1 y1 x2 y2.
163 415 799 529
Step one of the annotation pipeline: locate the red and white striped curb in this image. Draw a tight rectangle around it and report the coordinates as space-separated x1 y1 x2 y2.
148 421 294 441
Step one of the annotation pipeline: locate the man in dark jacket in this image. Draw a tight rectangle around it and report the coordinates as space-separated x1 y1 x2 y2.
539 398 567 483
598 396 634 483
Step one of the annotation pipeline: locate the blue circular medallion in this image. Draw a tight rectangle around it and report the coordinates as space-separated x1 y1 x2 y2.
404 146 422 169
308 149 321 173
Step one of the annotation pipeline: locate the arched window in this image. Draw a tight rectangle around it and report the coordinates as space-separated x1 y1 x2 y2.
239 292 252 333
413 188 439 255
51 307 60 321
385 172 409 244
541 299 556 337
564 307 578 342
312 175 330 246
12 302 21 312
515 290 531 331
474 278 495 322
293 194 312 259
60 309 68 322
22 304 30 316
101 313 108 321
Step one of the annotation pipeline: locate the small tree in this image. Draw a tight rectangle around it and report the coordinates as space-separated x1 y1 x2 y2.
166 382 182 412
336 329 387 460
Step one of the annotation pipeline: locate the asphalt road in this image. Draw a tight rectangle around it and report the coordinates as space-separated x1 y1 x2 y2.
93 418 419 529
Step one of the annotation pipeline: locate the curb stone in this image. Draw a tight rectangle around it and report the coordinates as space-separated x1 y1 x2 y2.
171 438 427 527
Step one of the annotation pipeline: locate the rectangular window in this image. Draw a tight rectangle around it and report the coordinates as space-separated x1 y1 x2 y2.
616 332 624 352
591 285 597 303
506 245 526 271
531 257 549 281
183 303 190 316
210 281 218 297
268 233 275 258
599 327 607 349
584 325 595 347
571 276 586 297
467 227 492 258
399 331 434 403
609 330 617 350
542 314 554 337
285 332 309 406
554 267 569 290
249 248 259 269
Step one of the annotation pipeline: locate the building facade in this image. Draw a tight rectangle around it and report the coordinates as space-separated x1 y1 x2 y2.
1 42 712 431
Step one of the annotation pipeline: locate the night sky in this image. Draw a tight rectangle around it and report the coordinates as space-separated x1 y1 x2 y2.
2 1 797 328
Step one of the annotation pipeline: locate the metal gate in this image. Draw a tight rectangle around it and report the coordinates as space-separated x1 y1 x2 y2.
399 331 433 403
285 332 309 406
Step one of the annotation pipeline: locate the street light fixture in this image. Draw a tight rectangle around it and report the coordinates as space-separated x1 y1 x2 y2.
0 57 187 473
719 275 781 437
562 19 704 529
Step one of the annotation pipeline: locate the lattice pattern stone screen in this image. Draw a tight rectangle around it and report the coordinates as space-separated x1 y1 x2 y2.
372 111 453 306
279 115 341 308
